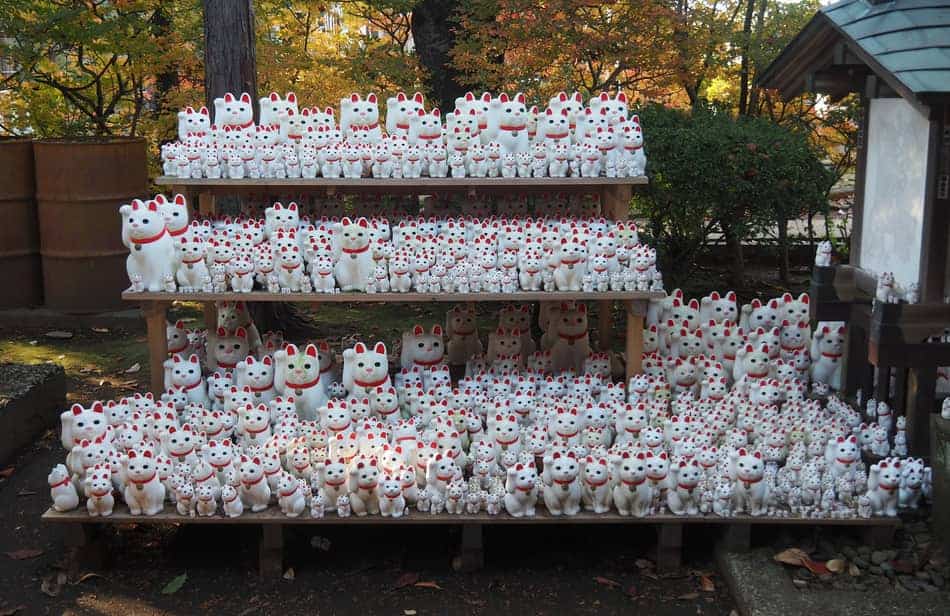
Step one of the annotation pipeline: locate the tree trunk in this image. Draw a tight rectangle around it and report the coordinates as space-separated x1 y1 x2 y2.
411 0 467 109
746 0 768 116
203 0 259 120
722 223 745 288
777 217 790 285
150 7 179 120
201 0 314 337
737 0 755 116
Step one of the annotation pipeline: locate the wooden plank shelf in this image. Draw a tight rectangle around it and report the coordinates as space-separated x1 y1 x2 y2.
123 290 665 303
42 507 901 526
43 506 900 576
155 176 648 191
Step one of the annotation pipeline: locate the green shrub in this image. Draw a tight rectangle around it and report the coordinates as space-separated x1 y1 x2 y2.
632 103 834 287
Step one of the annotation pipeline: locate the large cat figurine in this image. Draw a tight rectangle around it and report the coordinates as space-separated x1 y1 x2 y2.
274 343 329 421
342 341 391 398
120 198 175 292
334 217 374 292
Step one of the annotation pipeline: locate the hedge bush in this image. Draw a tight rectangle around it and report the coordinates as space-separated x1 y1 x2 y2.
632 103 834 287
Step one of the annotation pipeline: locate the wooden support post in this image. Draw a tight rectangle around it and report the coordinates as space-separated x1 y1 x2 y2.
63 523 106 574
906 367 937 457
893 368 908 415
625 300 645 384
719 524 751 553
842 316 869 399
656 523 682 573
259 525 284 578
598 300 612 352
453 523 484 572
143 301 170 394
198 191 217 217
203 301 218 331
874 365 891 405
862 525 896 549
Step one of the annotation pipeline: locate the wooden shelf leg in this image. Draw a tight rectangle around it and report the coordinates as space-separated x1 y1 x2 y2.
598 300 613 352
656 523 682 573
862 526 895 549
198 191 217 218
453 524 484 572
625 301 645 384
259 525 284 578
143 301 170 394
63 523 106 574
906 367 937 457
203 301 218 331
719 524 751 553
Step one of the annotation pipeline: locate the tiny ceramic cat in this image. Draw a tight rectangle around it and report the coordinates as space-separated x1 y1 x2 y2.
503 462 538 517
48 463 79 512
238 455 271 512
124 449 166 515
613 452 652 517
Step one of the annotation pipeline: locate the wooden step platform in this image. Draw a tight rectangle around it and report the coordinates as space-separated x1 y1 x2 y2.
43 507 901 577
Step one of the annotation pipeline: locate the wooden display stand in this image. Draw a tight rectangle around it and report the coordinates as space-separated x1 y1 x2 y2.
140 176 656 395
43 175 902 576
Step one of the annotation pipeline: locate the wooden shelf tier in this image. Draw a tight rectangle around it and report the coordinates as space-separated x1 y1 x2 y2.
155 175 648 193
42 506 900 526
124 290 664 303
134 177 653 395
43 505 900 576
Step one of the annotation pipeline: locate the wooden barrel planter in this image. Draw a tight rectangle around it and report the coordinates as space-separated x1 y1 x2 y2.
34 138 147 312
0 138 43 308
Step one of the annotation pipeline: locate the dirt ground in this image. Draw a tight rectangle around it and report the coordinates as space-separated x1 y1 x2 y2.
0 325 737 616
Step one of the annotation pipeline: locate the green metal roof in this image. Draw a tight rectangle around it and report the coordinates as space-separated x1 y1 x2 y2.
823 0 950 95
758 0 950 104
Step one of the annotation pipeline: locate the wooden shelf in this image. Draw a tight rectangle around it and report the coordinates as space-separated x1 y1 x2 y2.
155 176 648 191
42 506 901 526
123 290 664 304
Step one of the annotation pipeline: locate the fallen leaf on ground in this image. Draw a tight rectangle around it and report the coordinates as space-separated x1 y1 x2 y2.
45 330 73 339
404 610 417 616
413 581 443 590
700 575 715 592
282 568 295 581
0 605 25 616
802 559 830 576
161 572 187 594
773 548 810 567
393 572 420 589
826 559 846 573
677 592 699 600
5 548 43 560
0 467 14 479
91 327 109 333
75 572 105 584
891 560 915 574
28 340 37 345
594 576 621 588
848 563 861 577
125 363 141 373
